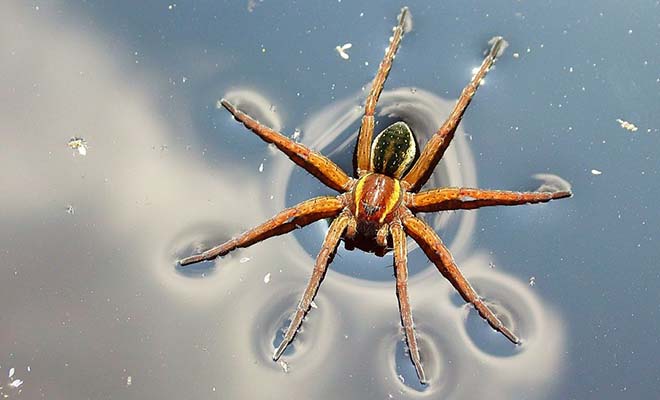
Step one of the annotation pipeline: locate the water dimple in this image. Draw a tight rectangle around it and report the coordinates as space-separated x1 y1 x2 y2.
169 229 234 278
464 301 521 357
394 339 428 392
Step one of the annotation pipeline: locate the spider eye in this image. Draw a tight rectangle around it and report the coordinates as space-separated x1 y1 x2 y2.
370 121 416 178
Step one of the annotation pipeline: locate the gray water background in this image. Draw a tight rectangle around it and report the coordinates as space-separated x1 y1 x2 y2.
1 1 659 399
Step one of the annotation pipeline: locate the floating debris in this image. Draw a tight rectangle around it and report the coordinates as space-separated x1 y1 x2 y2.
488 261 496 269
310 300 318 309
335 43 352 60
247 0 262 12
591 169 602 175
263 272 271 284
126 375 132 386
9 379 23 388
67 137 88 156
66 204 75 215
8 368 15 379
616 118 638 132
258 162 264 173
291 128 301 141
529 276 536 287
239 257 251 264
513 52 520 58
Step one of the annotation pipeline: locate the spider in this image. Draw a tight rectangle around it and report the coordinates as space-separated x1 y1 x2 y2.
180 7 571 384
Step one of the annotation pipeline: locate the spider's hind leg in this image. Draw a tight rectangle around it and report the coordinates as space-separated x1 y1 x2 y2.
272 211 351 360
355 7 410 176
402 37 507 192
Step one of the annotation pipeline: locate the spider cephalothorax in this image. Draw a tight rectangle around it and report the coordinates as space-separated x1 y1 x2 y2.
180 7 571 384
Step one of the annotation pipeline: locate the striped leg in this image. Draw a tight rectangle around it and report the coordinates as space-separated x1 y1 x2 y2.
273 212 351 360
355 7 409 176
391 220 427 384
409 187 572 212
402 37 506 192
179 196 344 266
401 212 520 344
221 99 353 193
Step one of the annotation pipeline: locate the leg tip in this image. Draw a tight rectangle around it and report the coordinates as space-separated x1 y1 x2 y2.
273 340 289 361
488 36 508 60
553 190 573 199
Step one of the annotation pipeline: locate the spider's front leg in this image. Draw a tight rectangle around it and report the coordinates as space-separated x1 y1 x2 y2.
402 37 507 192
179 196 344 266
273 211 352 360
355 7 409 176
391 220 427 384
401 211 520 344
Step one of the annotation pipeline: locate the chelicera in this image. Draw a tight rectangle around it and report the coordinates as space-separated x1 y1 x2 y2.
180 7 571 384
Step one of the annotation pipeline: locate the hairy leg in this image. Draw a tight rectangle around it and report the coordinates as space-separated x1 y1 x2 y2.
273 212 351 360
391 220 427 384
179 196 344 266
402 37 506 192
220 99 353 193
401 212 520 344
355 7 409 176
409 187 572 212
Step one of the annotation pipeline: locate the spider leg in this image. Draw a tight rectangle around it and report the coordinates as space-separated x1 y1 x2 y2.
409 187 572 212
273 211 351 360
401 211 520 344
356 7 409 176
402 37 506 192
220 99 353 193
391 220 427 384
179 196 344 266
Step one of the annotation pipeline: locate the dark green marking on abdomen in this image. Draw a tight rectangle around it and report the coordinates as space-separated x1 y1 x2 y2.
370 121 417 179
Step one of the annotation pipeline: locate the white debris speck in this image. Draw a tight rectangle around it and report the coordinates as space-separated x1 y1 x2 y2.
239 257 251 264
168 4 176 10
263 272 271 283
310 300 318 309
26 366 31 373
68 137 88 156
291 128 301 141
66 204 75 215
513 52 520 58
335 43 352 60
9 379 23 388
591 169 602 175
616 118 638 132
488 261 496 269
529 276 536 287
279 360 290 373
126 376 132 386
8 368 15 379
258 162 264 173
397 374 405 383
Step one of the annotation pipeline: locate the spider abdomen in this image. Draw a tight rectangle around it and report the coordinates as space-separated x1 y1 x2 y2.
370 121 417 179
352 173 403 226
